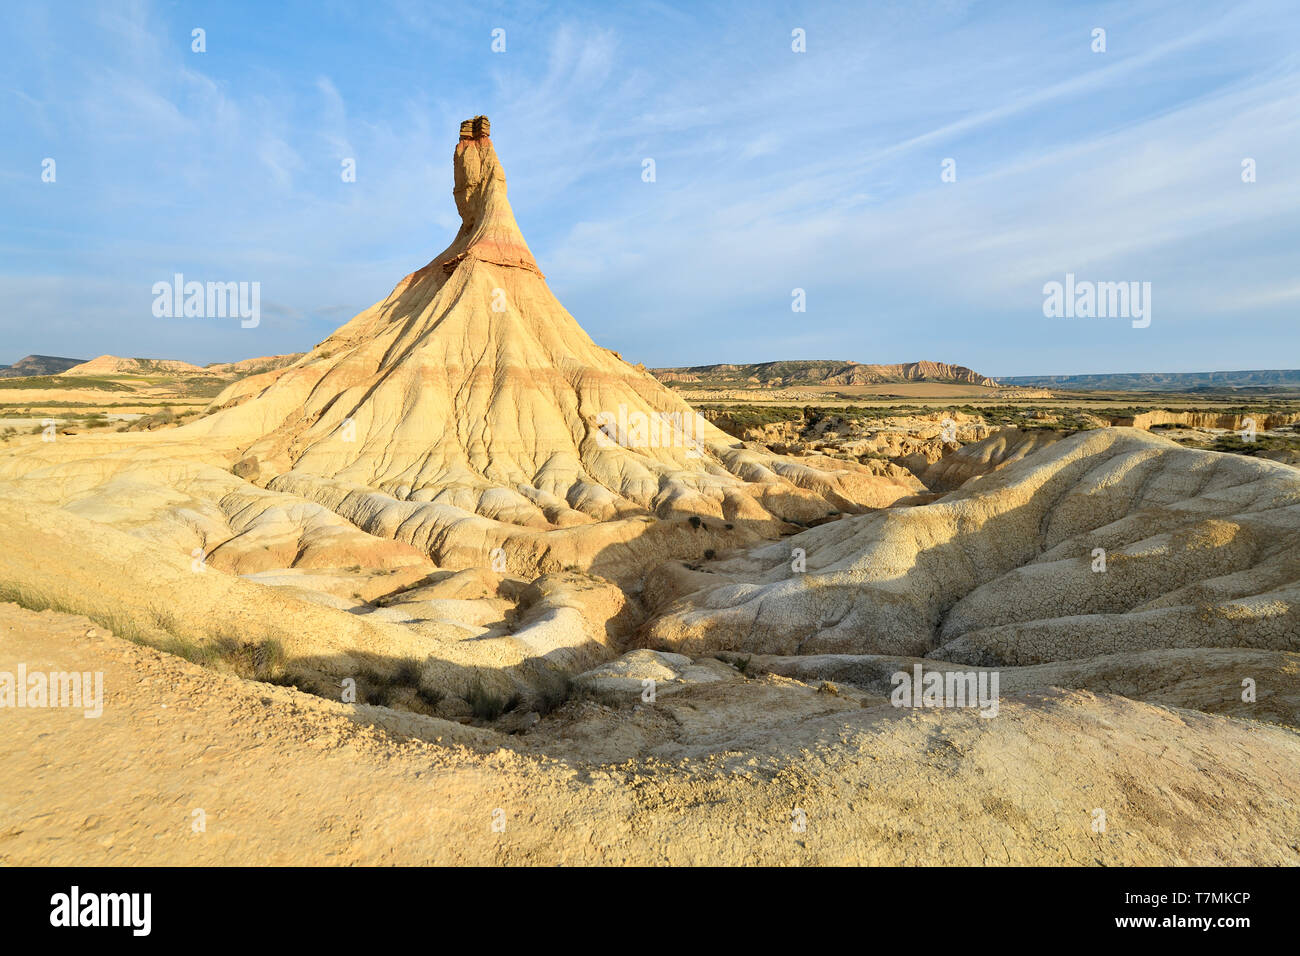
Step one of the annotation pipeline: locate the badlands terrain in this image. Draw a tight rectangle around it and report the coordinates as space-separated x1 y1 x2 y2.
1 118 1298 865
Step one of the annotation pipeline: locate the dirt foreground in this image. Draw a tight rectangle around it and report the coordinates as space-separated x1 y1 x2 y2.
3 603 1297 866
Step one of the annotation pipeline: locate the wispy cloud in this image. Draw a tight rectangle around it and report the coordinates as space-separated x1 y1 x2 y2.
0 0 1297 376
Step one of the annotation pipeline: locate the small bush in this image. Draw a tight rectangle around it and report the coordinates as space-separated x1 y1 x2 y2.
536 677 572 715
224 638 287 682
465 678 521 721
415 685 445 710
392 656 422 685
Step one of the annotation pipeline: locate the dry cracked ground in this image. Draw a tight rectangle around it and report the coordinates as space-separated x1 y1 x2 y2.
1 119 1298 865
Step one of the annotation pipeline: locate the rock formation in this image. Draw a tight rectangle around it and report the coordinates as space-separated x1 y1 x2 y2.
836 360 998 387
1118 409 1300 431
643 428 1300 665
918 426 1066 491
652 359 999 388
61 355 208 376
175 117 920 576
0 354 86 378
0 117 920 709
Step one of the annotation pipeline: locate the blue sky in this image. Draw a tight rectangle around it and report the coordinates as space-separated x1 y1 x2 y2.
2 0 1297 376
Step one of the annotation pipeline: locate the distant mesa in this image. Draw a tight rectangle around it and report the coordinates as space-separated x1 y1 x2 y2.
56 354 304 379
652 359 999 388
62 355 206 377
999 368 1300 391
0 355 86 378
202 353 305 377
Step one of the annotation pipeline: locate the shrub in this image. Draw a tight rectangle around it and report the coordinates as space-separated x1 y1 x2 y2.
465 678 521 721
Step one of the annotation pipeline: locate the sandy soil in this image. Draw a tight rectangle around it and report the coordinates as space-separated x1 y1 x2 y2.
3 603 1297 866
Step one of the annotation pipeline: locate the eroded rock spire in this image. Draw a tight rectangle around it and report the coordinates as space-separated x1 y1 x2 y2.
459 115 490 140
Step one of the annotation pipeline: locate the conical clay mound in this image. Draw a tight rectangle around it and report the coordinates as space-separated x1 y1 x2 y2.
186 118 922 575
